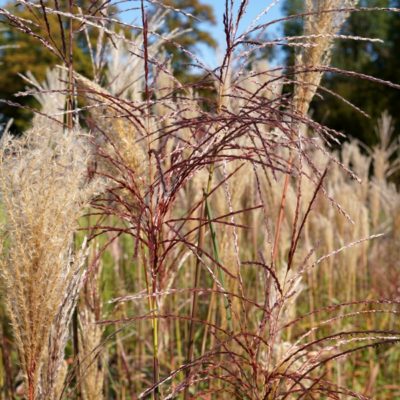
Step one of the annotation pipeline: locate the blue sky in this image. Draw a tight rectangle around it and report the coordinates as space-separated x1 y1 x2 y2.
203 1 283 36
113 1 285 66
115 1 284 66
198 1 284 65
0 0 284 66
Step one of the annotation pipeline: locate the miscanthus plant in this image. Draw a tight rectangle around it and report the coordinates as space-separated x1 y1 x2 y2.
0 0 399 399
0 124 99 399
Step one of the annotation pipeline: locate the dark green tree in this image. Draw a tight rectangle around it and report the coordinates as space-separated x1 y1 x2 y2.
282 0 400 145
282 0 304 67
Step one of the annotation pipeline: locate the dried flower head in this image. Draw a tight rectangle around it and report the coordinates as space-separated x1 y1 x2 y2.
0 126 98 398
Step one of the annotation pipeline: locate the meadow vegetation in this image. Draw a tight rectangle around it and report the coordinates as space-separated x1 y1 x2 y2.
0 1 399 399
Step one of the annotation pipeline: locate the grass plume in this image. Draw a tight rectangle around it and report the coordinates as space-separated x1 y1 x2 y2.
0 126 97 399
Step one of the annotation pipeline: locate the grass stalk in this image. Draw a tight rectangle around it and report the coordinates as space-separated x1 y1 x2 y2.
151 278 160 400
204 195 233 333
183 204 205 400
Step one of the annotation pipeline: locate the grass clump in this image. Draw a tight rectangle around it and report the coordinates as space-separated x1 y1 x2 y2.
0 126 98 399
0 1 399 399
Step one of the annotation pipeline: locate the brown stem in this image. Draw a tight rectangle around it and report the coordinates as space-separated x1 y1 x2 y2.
28 366 36 400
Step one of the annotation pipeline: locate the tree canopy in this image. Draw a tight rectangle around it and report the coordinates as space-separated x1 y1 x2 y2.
282 0 400 145
0 0 101 131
